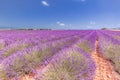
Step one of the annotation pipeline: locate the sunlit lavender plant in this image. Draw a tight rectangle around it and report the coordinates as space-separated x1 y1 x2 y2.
36 48 95 80
98 31 120 74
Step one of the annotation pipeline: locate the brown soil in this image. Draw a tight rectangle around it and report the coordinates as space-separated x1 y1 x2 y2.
19 75 34 80
91 40 119 80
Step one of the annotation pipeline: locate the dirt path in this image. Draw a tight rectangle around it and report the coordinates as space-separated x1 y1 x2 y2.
91 39 118 80
19 75 34 80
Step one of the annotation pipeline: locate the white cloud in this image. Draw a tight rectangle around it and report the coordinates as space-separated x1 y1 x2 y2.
41 1 49 6
57 21 65 26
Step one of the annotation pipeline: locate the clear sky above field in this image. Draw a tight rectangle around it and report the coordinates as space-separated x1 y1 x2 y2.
0 0 120 29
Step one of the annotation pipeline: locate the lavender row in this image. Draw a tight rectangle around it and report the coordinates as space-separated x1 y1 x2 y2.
74 31 97 53
97 31 120 74
35 46 96 80
0 33 83 62
0 34 81 80
0 30 91 60
0 30 90 47
100 30 120 42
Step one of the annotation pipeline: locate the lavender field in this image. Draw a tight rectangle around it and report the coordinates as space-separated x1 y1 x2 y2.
0 30 120 80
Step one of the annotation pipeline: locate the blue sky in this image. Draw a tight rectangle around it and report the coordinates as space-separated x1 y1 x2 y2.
0 0 120 29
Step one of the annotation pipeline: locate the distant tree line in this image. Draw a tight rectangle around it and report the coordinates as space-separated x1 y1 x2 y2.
17 28 52 30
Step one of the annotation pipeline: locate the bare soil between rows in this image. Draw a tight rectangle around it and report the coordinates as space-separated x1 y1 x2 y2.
92 40 120 80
